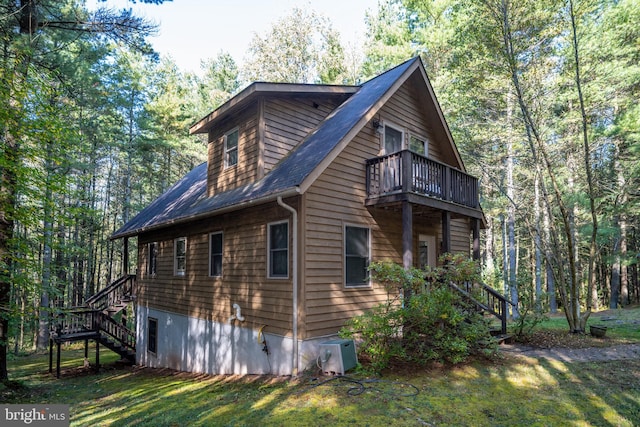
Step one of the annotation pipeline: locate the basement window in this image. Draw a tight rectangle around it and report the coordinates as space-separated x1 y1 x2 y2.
147 317 158 354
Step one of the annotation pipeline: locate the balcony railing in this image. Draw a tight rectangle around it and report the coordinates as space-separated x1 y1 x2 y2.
366 150 479 209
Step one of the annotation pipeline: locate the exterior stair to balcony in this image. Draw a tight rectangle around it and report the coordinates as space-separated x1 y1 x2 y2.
49 274 136 378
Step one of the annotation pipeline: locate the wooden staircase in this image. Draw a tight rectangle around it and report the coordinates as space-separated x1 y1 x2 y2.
49 275 136 377
447 281 514 338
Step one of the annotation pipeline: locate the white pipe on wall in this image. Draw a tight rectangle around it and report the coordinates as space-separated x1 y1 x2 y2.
277 196 298 376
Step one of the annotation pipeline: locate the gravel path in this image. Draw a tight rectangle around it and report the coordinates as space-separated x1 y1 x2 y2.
500 343 640 363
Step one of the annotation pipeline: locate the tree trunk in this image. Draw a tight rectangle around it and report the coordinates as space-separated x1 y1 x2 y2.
0 134 19 381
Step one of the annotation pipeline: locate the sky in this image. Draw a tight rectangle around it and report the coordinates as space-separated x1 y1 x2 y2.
88 0 380 75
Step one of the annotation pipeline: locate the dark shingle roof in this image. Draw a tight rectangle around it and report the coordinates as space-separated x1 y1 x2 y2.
112 58 419 239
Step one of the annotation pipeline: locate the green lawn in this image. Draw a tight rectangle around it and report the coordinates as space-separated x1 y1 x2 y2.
4 338 640 427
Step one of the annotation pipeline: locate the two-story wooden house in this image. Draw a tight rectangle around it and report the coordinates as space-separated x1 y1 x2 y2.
111 57 484 376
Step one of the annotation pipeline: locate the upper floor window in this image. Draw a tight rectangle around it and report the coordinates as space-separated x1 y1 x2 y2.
409 134 428 156
174 237 187 276
268 221 289 278
209 232 223 277
383 123 403 154
345 225 370 287
147 242 158 277
224 128 239 168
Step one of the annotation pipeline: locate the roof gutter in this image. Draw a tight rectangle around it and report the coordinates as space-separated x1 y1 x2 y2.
110 187 301 240
277 196 299 376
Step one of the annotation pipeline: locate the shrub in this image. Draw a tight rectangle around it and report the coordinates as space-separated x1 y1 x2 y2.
340 258 497 373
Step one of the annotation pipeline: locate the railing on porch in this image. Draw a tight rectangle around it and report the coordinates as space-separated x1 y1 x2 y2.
366 150 479 209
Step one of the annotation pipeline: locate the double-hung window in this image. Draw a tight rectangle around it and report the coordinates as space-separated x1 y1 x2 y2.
209 232 223 277
345 225 370 287
174 237 187 276
147 242 158 277
268 221 288 278
224 128 239 168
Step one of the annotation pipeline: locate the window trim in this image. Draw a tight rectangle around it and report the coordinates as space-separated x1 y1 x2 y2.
344 224 372 288
224 128 239 169
147 242 158 278
209 231 223 278
382 121 404 155
409 133 429 157
267 220 289 279
174 237 187 276
147 317 158 354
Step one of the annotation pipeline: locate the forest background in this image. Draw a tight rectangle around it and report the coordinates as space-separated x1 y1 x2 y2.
1 0 638 379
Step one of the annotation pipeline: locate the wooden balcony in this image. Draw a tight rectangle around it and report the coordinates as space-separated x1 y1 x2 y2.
365 150 482 219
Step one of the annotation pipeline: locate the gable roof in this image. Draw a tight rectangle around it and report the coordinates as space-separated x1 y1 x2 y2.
112 57 462 239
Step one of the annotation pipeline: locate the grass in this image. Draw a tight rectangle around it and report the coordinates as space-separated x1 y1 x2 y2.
3 307 640 426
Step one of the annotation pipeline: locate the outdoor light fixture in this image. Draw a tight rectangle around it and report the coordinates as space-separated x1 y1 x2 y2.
372 118 382 134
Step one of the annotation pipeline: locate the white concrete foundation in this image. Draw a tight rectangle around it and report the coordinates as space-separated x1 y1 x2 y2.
136 305 341 376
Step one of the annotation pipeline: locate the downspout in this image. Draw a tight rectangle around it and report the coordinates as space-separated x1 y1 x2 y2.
277 196 298 376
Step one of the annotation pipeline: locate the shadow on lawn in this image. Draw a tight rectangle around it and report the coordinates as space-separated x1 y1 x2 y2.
533 357 640 425
7 348 640 426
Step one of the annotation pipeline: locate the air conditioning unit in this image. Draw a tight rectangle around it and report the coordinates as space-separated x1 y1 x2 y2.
318 339 357 375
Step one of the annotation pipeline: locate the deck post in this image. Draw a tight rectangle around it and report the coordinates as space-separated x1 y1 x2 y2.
95 340 100 373
402 201 413 301
123 237 129 275
441 211 451 254
472 219 480 261
84 339 89 359
56 341 61 379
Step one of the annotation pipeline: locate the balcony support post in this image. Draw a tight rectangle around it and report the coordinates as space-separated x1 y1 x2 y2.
442 211 451 254
402 200 413 300
472 218 480 261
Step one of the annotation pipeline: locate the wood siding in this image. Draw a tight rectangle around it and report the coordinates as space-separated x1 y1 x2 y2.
263 95 348 172
207 104 259 196
137 200 298 337
301 77 473 339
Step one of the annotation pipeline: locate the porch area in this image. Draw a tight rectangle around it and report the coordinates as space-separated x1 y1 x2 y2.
365 150 484 260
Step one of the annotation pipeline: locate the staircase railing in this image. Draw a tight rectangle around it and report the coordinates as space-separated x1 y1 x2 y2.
51 307 99 336
85 274 136 311
447 281 514 335
51 274 137 360
96 312 136 352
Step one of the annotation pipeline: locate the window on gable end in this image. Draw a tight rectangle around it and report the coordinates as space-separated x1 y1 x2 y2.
383 123 403 154
224 128 239 168
409 134 428 156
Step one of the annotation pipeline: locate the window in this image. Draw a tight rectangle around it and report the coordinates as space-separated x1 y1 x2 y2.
224 128 239 168
409 135 428 156
384 123 403 154
268 221 288 278
174 237 187 276
147 317 158 354
345 226 370 287
147 242 158 277
209 232 223 277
